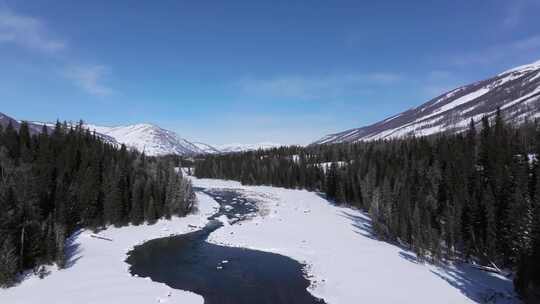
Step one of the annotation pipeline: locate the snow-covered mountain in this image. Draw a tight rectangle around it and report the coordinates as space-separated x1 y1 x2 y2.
0 112 50 134
84 124 283 155
192 142 221 154
314 59 540 145
85 123 215 156
217 142 283 153
1 113 276 156
0 112 21 129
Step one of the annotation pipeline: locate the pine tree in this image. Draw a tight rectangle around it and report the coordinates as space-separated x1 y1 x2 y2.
79 166 101 227
54 223 66 268
4 122 19 159
18 122 32 163
0 118 196 284
483 185 498 262
130 177 145 225
0 237 18 287
190 118 540 298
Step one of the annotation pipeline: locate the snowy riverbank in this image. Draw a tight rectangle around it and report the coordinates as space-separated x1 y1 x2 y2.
0 193 219 304
0 174 519 304
190 175 519 304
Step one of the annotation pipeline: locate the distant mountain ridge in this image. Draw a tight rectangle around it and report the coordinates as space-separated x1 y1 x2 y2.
192 142 222 154
0 112 50 135
217 142 283 153
83 125 284 155
1 112 283 156
314 59 540 144
84 123 210 156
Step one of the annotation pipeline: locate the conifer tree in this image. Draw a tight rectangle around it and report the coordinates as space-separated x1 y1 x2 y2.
0 237 18 287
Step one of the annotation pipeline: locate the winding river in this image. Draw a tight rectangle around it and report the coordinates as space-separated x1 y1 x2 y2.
125 188 325 304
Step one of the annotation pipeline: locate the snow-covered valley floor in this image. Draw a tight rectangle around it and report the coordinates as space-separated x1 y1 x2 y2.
191 176 519 304
0 174 519 304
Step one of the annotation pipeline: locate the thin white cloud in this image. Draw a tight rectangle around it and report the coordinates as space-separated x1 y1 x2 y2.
0 9 65 52
237 72 401 100
0 8 116 96
64 65 114 97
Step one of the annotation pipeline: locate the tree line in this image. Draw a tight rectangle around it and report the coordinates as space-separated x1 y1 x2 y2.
194 112 540 302
0 121 195 286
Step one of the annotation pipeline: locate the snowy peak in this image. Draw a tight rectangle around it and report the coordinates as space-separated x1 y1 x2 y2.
314 58 540 144
500 58 540 75
1 113 277 156
85 123 215 156
85 123 283 155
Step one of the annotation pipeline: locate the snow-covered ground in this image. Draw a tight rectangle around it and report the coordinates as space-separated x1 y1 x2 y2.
191 175 519 304
1 174 519 304
0 193 219 304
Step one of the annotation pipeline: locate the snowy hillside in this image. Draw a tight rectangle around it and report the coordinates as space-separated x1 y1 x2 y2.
314 58 540 144
84 124 282 155
192 142 221 154
1 113 278 156
218 142 283 153
85 123 214 156
0 112 52 135
81 124 283 155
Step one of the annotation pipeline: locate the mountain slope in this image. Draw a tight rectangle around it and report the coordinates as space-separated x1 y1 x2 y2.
218 142 283 153
1 114 219 156
0 112 51 135
85 123 214 156
1 113 225 156
192 142 221 154
314 59 540 144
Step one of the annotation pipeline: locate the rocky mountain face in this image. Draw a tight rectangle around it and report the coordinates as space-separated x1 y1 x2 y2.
314 59 540 144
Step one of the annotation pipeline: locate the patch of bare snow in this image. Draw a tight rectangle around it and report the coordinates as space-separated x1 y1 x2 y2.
420 87 490 121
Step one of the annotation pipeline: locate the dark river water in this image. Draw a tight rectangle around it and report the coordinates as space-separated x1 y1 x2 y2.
125 188 325 304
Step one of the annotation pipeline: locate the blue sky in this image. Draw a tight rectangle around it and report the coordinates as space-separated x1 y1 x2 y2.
1 0 539 145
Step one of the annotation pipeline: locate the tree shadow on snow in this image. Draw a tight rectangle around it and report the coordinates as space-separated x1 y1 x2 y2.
64 229 83 268
338 210 379 241
429 263 518 303
339 208 518 303
315 193 349 208
398 251 420 264
397 249 517 303
320 195 518 303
